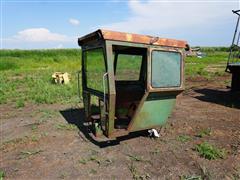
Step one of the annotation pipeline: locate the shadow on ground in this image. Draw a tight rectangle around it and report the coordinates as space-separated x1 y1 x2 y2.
194 88 240 109
60 108 149 148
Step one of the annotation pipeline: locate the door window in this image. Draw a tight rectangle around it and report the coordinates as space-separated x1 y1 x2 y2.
151 50 181 88
84 48 107 92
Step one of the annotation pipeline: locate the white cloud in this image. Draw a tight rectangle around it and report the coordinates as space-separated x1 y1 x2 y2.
2 28 76 49
7 28 70 42
100 0 237 41
69 18 80 26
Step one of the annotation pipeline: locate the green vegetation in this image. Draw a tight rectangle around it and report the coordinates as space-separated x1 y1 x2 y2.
79 155 107 166
15 99 25 108
128 163 151 180
89 155 101 165
1 134 46 150
78 149 113 167
0 49 81 105
31 134 40 142
0 170 5 180
59 172 69 179
128 163 140 180
0 60 18 71
195 142 226 160
1 137 27 148
78 158 88 165
127 154 144 162
199 47 229 52
56 123 78 131
31 124 38 131
177 135 192 142
186 51 228 78
19 149 42 159
0 48 229 105
150 148 160 155
196 128 211 138
39 109 59 121
180 175 202 180
89 169 97 174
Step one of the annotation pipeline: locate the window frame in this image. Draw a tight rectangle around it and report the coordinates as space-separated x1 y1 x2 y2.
114 53 144 82
149 48 184 91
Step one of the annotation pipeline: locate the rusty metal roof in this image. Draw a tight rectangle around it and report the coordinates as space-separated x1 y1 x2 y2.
78 29 187 48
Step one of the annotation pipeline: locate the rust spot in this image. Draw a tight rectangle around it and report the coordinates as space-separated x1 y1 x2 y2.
126 34 133 42
101 29 187 48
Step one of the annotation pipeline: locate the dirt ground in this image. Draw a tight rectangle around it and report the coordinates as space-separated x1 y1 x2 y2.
1 75 240 180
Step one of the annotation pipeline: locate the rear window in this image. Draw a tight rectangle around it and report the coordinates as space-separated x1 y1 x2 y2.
151 50 181 88
115 54 142 81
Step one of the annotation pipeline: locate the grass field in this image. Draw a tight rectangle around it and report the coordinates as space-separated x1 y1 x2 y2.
0 48 229 106
0 49 81 105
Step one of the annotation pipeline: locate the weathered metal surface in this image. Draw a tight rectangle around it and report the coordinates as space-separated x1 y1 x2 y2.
78 30 187 139
128 94 176 132
229 66 240 91
78 29 187 49
82 91 91 121
101 29 187 48
105 42 116 137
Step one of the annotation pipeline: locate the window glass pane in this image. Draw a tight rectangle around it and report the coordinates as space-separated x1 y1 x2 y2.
85 48 107 92
116 54 142 80
151 51 181 88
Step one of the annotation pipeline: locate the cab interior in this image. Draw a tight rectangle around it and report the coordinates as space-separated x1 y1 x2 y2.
113 45 147 129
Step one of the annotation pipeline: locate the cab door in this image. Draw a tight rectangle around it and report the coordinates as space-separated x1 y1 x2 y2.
128 47 184 132
82 47 109 136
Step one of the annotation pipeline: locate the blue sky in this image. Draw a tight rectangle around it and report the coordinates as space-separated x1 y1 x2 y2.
1 0 239 49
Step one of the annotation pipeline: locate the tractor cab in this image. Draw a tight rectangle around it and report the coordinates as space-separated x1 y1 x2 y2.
78 29 187 138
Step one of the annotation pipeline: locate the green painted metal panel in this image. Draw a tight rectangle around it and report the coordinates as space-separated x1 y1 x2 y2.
129 95 176 131
152 50 181 88
105 42 116 136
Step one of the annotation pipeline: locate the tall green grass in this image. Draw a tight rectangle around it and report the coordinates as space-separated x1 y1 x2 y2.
0 49 81 105
0 59 19 71
185 51 228 78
